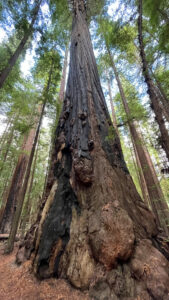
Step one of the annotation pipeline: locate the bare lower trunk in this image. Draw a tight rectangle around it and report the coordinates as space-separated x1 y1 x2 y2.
138 0 169 161
16 2 169 299
0 0 42 89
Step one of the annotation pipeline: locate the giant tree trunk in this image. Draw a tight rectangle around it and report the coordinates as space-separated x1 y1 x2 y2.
17 2 169 298
138 0 169 161
108 52 169 235
0 0 42 89
0 126 37 233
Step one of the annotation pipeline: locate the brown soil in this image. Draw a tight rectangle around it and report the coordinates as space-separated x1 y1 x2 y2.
0 242 89 300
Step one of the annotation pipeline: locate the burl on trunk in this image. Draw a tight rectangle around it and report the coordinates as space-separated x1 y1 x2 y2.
17 1 169 299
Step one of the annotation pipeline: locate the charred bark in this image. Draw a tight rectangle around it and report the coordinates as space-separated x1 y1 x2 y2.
138 0 169 161
17 1 169 298
58 43 69 103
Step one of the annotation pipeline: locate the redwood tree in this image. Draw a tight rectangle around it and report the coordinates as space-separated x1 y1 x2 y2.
18 1 169 298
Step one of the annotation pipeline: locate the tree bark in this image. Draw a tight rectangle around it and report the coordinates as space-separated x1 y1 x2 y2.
5 55 55 253
138 0 169 161
20 137 39 236
0 126 37 234
131 136 151 207
16 2 169 298
0 0 42 89
107 52 169 236
58 43 69 103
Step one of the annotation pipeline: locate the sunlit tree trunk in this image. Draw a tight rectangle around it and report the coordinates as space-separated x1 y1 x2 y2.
17 1 169 298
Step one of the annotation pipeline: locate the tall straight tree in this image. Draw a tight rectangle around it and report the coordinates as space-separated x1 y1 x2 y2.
138 0 169 161
18 1 169 298
109 54 169 235
0 0 42 89
0 122 37 234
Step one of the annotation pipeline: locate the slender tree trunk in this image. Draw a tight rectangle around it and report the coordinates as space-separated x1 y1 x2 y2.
151 70 169 123
138 0 169 161
0 126 37 234
20 138 39 236
16 2 169 298
107 77 119 136
5 102 45 253
108 52 169 235
5 56 55 252
0 123 15 174
131 136 151 207
0 0 42 89
0 116 11 149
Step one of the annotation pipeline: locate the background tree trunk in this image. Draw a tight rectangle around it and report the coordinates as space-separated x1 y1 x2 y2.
138 0 169 161
0 124 37 233
17 2 169 298
0 0 42 89
108 53 169 235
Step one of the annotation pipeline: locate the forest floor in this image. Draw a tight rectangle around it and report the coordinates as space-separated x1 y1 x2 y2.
0 241 89 300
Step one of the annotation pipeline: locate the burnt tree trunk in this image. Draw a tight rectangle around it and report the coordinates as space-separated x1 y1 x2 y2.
17 2 169 298
108 52 169 236
58 43 69 103
138 0 169 161
0 0 42 89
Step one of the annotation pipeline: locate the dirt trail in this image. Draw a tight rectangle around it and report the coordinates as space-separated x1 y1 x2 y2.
0 242 89 300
